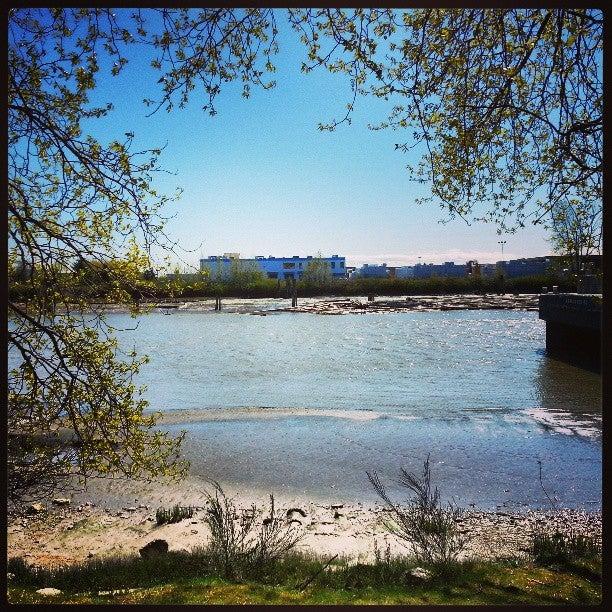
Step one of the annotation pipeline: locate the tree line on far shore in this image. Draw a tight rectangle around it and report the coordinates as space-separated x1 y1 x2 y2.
9 260 575 302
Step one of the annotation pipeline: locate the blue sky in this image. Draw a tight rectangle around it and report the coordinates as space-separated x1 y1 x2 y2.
85 9 552 270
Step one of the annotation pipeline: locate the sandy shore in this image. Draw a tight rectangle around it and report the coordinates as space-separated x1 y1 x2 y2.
8 476 601 569
157 407 385 425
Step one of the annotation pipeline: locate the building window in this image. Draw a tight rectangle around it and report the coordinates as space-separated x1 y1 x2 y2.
340 262 344 267
267 272 278 279
283 262 296 269
331 262 336 268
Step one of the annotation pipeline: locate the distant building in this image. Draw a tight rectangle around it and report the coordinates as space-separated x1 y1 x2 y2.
395 266 415 278
466 260 481 277
413 261 467 278
200 254 346 281
479 263 497 277
496 257 553 278
354 263 389 278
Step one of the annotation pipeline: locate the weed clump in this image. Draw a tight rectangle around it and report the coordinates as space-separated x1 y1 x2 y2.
203 482 302 580
532 460 601 568
532 530 601 567
367 455 471 570
155 505 194 525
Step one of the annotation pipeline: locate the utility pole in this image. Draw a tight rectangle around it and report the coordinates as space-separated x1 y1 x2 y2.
497 240 507 295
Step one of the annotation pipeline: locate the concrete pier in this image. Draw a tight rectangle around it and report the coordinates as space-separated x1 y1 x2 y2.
538 293 602 372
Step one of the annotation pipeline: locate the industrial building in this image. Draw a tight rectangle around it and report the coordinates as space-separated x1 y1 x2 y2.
200 253 347 281
395 266 415 278
354 263 389 278
495 257 553 278
412 262 468 279
198 253 580 283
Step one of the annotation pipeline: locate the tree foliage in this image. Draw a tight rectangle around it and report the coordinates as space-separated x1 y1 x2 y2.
228 259 266 289
289 8 602 244
7 8 280 504
549 197 601 274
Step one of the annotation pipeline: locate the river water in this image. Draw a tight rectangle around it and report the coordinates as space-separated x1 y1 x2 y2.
103 302 601 510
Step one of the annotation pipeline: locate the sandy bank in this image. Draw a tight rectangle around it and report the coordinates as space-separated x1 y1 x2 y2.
156 407 384 425
8 479 600 570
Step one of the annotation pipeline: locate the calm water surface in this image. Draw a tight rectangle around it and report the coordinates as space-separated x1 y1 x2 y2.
107 307 601 509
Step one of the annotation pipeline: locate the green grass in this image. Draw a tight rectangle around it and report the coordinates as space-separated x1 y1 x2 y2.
7 550 601 605
532 530 602 568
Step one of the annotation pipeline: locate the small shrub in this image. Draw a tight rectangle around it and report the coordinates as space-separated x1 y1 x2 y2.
203 482 302 581
367 455 471 568
155 505 194 526
532 530 601 567
373 539 392 567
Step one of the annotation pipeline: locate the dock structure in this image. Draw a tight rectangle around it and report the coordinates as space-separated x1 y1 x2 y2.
538 293 602 372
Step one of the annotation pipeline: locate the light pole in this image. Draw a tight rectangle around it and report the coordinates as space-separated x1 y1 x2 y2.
497 240 507 259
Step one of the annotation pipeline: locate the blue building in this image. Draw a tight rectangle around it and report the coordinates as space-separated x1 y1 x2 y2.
200 254 346 281
496 257 553 278
395 266 415 278
354 263 389 278
413 261 468 278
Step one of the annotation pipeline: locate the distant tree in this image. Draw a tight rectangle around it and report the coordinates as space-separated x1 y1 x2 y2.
228 259 266 289
9 258 34 282
143 268 158 281
549 197 601 275
302 254 332 285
